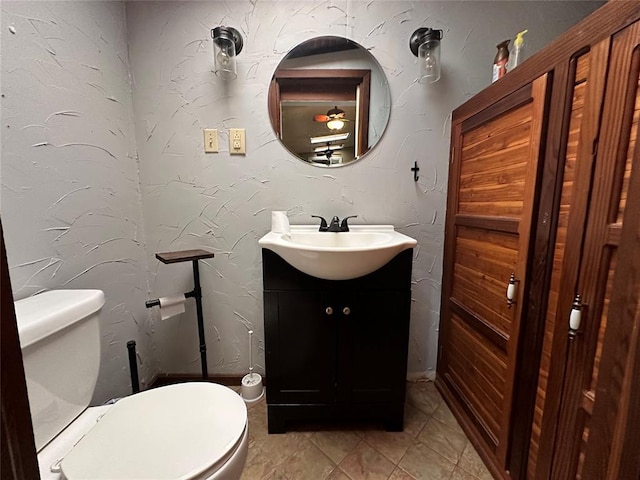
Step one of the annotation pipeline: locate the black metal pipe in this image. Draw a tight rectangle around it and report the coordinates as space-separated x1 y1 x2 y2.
127 340 140 394
145 298 160 308
192 260 208 379
143 266 207 380
145 290 195 309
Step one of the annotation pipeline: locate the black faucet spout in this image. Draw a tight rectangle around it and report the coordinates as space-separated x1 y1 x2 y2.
328 216 341 232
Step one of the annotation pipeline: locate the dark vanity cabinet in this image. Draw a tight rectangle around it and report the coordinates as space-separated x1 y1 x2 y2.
262 248 413 434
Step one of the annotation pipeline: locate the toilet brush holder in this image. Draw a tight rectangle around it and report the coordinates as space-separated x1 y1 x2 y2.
241 329 264 403
241 372 263 403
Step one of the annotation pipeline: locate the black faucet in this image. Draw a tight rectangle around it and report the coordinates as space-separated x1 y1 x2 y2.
311 215 358 232
328 216 341 232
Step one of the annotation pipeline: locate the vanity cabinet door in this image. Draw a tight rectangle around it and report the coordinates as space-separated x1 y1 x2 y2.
337 290 411 407
264 290 337 404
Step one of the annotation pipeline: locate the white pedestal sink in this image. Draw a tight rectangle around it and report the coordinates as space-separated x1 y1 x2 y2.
258 225 417 280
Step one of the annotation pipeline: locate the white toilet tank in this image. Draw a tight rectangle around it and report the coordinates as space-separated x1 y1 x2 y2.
14 289 105 451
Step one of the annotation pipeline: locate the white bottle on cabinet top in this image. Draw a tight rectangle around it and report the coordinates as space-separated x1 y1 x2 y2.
507 30 528 71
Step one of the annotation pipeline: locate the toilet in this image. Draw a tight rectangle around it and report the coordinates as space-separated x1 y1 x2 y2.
14 289 248 480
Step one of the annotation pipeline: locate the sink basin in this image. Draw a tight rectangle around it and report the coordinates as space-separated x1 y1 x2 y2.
259 225 417 280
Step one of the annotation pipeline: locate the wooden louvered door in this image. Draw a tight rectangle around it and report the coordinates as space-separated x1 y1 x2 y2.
527 41 611 480
438 74 549 470
546 20 640 480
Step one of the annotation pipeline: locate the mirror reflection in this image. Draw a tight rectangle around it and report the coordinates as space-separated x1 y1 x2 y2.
269 36 391 167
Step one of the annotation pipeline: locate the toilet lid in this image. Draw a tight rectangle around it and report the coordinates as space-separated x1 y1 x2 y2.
61 383 247 480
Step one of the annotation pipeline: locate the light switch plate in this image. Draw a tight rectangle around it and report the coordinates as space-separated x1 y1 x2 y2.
229 128 246 155
204 129 218 153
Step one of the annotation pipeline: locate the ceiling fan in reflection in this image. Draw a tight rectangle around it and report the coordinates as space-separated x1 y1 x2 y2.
313 106 351 131
306 143 345 164
307 132 350 163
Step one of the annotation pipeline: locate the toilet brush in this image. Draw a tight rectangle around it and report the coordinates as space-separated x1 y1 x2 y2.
241 330 264 403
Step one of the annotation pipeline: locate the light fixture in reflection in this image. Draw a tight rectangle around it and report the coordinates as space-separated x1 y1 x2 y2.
314 144 344 152
326 118 345 130
310 132 350 144
211 26 244 80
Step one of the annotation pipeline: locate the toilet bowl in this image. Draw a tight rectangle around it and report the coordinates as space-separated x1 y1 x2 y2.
14 290 248 480
54 383 247 480
37 384 248 480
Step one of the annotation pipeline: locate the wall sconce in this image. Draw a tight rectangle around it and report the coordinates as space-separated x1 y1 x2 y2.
410 28 443 84
211 26 243 80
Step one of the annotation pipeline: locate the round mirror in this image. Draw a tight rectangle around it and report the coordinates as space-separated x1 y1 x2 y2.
268 36 391 167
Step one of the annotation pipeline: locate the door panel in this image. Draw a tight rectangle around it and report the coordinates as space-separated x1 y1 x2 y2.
588 251 617 393
549 21 640 480
458 106 534 218
452 227 518 336
446 313 507 443
264 290 337 404
340 290 410 404
583 196 640 479
439 74 549 465
528 42 610 479
616 74 639 223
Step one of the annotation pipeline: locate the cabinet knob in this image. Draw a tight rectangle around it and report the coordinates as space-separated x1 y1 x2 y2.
342 307 351 316
568 294 584 340
506 272 519 308
325 307 334 315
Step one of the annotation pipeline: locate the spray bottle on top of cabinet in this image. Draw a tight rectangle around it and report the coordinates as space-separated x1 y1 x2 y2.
492 40 510 83
507 30 528 71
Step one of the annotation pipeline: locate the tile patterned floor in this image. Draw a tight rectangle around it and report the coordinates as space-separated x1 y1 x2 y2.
237 381 492 480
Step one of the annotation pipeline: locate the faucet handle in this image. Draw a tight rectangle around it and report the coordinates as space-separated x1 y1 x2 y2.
340 215 358 232
311 215 328 231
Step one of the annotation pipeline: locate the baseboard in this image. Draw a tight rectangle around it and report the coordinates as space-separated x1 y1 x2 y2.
149 373 260 389
406 370 436 382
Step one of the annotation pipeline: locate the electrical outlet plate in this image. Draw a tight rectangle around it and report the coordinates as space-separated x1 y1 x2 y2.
204 129 218 153
229 128 246 155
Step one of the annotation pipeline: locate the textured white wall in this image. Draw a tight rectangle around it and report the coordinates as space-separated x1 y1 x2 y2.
0 1 602 403
126 1 601 380
1 1 155 402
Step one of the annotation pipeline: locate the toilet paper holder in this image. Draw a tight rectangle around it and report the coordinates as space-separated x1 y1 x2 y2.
145 249 215 380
